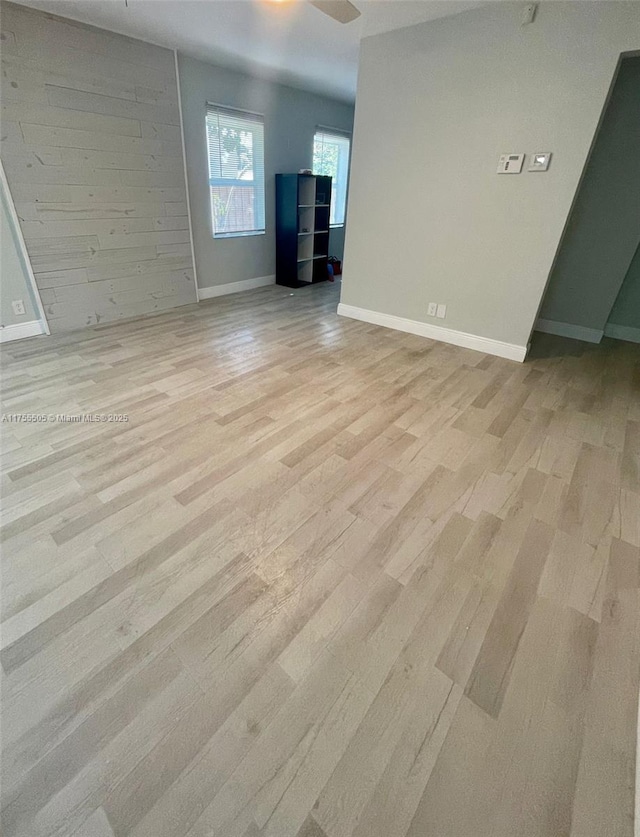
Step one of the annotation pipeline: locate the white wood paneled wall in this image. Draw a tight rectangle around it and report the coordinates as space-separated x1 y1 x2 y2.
0 2 197 332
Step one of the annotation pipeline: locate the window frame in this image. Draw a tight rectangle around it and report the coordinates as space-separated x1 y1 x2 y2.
205 103 266 240
312 127 351 229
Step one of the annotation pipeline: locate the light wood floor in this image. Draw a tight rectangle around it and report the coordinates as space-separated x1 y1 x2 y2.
1 280 638 837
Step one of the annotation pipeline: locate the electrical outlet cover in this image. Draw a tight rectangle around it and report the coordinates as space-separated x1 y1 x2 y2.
427 302 437 317
529 152 551 171
436 304 446 319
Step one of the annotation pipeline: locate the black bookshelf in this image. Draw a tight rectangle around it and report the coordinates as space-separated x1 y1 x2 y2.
275 173 332 288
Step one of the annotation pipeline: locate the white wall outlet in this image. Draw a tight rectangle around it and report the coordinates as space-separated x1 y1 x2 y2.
427 302 437 317
528 152 552 171
11 299 26 316
436 304 447 319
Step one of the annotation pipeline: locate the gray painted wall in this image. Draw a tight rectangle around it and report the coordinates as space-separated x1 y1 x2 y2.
607 242 640 331
340 2 640 351
177 54 354 291
1 182 38 327
0 2 196 332
539 57 640 331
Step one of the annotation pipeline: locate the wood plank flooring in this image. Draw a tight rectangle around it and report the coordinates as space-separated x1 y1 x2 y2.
1 280 638 837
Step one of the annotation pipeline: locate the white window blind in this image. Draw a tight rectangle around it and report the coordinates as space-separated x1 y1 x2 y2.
206 104 265 238
313 129 351 227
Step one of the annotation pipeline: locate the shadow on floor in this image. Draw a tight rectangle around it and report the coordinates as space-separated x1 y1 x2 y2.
527 331 640 362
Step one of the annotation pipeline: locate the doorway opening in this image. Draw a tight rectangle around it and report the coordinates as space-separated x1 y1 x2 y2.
533 55 640 350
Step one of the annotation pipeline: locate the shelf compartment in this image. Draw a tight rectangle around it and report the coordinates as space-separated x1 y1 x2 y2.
297 261 313 284
298 206 315 228
298 176 316 207
315 178 330 207
297 234 314 262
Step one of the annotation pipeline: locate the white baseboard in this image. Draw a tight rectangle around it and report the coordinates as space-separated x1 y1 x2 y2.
198 275 275 300
535 318 603 343
603 323 640 344
0 320 47 343
337 303 527 362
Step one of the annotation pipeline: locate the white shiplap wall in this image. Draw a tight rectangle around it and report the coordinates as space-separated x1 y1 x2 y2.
0 2 197 332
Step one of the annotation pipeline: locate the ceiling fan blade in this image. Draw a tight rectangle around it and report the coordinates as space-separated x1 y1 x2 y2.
309 0 361 24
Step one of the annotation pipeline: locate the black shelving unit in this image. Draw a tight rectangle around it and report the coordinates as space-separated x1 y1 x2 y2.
275 173 332 288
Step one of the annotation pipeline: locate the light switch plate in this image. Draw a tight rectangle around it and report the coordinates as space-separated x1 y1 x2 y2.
497 153 525 174
529 152 552 171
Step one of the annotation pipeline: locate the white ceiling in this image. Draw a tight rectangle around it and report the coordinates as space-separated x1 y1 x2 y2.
15 0 485 101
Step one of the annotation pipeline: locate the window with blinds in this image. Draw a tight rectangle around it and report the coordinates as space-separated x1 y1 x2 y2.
313 129 351 227
206 105 265 238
